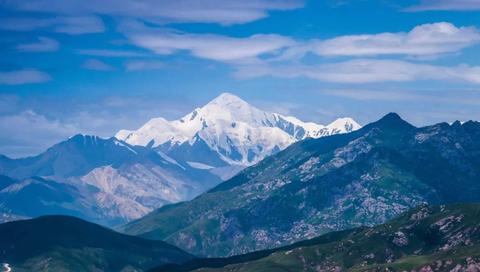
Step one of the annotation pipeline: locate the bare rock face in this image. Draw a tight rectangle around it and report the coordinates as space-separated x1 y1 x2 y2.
416 257 480 272
392 231 409 247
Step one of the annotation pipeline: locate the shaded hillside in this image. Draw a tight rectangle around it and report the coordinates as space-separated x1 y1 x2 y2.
0 215 194 272
151 204 480 272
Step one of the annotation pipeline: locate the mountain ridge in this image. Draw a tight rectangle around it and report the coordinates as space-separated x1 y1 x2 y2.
122 113 480 257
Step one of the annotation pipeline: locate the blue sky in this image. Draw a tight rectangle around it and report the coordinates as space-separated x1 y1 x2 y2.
1 0 480 157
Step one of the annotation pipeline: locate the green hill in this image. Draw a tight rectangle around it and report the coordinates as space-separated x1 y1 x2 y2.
0 215 194 271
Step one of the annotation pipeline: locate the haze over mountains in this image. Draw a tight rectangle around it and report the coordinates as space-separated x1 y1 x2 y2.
0 93 359 226
0 136 221 225
123 113 480 257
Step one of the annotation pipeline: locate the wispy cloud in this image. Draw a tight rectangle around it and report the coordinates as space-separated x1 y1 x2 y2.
124 60 164 71
16 37 59 52
2 0 304 25
281 22 480 59
53 16 105 34
0 70 51 85
319 89 429 101
126 27 295 63
0 16 105 35
234 59 480 84
78 49 145 57
0 17 53 31
82 59 114 71
318 88 480 105
406 0 480 11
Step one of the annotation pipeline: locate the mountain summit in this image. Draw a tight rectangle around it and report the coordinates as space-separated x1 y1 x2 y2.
116 92 361 178
367 112 416 131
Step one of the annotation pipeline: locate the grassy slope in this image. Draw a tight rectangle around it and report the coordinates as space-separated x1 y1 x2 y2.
151 204 480 272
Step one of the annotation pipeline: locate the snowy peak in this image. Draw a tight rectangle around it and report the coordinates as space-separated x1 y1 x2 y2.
115 92 361 167
207 92 250 108
116 117 183 147
326 117 362 134
180 92 271 128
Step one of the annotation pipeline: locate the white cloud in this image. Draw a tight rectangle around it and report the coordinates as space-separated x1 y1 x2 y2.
124 60 164 71
123 22 480 83
0 70 51 85
127 28 295 63
82 59 114 71
0 16 105 35
16 37 59 52
234 59 480 84
282 22 480 58
406 0 480 11
124 22 479 65
2 0 304 25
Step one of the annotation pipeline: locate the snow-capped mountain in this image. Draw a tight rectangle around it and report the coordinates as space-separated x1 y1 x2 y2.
0 93 360 226
116 93 361 177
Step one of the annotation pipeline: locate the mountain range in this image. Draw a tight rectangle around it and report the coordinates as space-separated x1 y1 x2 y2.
0 93 359 226
122 113 480 257
0 111 479 271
